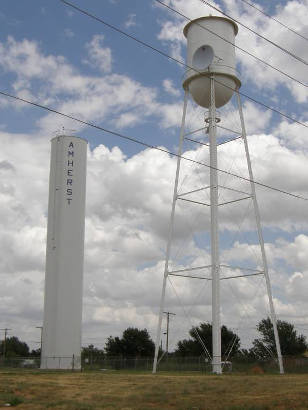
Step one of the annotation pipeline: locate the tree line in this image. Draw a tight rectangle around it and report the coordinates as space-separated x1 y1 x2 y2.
0 336 39 358
83 318 308 361
1 318 307 360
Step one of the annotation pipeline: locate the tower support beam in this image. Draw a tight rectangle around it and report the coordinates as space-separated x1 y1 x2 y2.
152 90 189 374
236 90 284 374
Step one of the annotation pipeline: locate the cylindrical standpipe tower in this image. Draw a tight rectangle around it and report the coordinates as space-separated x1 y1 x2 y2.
41 135 87 370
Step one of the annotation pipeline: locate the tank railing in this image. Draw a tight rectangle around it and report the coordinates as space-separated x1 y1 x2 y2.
205 110 221 124
182 65 239 84
182 68 211 83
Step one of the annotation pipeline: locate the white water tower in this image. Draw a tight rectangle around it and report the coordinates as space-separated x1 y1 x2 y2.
41 135 87 369
153 16 284 374
183 16 241 108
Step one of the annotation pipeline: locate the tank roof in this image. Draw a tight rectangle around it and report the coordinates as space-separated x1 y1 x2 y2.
183 15 238 37
51 135 88 143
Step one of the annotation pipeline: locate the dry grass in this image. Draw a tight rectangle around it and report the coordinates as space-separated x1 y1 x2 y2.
1 369 308 409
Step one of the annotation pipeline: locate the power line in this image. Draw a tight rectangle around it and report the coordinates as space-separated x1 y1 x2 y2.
59 0 308 129
154 0 307 88
198 0 308 67
0 328 12 359
163 311 176 353
237 0 308 43
1 89 308 203
35 326 43 353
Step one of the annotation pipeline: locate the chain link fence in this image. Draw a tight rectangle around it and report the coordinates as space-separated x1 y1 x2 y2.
83 356 212 372
0 355 80 370
0 355 308 373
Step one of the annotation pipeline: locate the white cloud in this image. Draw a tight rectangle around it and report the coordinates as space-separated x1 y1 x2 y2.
163 78 181 96
226 0 308 102
124 13 137 28
274 118 308 149
66 9 74 17
155 0 308 103
287 270 308 301
1 29 308 351
0 36 65 81
217 100 272 136
0 126 308 349
64 28 75 38
0 36 193 133
84 34 112 73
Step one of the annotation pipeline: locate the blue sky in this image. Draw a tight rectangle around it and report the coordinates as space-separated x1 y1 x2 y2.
1 0 186 153
1 0 305 151
1 0 308 353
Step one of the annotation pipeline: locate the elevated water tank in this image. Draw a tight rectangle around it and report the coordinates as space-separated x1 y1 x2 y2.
183 16 241 108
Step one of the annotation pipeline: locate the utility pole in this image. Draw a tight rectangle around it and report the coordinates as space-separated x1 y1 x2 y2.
35 326 43 353
0 328 11 359
163 312 176 354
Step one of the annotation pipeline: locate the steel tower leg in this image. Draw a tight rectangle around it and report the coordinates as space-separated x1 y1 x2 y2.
209 76 221 374
236 91 284 374
152 90 189 374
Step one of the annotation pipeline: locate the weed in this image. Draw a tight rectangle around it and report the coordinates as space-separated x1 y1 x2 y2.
227 406 269 410
0 393 24 407
72 402 95 410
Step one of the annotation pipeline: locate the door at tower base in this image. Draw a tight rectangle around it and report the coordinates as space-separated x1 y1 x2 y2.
41 135 87 370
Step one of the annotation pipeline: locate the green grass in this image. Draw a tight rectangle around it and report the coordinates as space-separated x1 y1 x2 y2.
1 370 308 409
0 392 24 406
